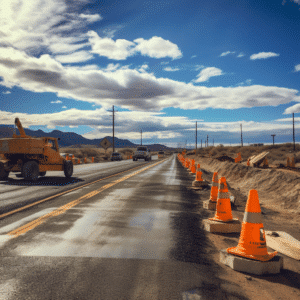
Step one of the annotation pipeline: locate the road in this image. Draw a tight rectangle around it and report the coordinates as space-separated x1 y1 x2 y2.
0 155 246 299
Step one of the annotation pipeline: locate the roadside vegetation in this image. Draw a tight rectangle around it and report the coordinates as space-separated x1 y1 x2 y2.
185 143 300 167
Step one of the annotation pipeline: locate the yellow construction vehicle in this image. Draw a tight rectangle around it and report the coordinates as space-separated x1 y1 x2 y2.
0 118 73 181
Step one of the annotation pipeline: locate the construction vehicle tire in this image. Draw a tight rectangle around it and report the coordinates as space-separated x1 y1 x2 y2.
64 160 73 178
39 172 46 176
23 161 39 181
0 162 9 180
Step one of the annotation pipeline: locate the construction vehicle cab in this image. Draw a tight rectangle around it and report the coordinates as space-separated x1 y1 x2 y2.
0 118 73 181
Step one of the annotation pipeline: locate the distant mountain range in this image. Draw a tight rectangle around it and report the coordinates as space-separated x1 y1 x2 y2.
0 125 174 151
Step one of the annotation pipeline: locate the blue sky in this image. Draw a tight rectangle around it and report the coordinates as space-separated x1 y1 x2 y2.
0 0 299 147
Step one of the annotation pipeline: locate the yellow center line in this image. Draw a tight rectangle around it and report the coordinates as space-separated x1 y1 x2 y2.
7 159 166 238
0 160 164 220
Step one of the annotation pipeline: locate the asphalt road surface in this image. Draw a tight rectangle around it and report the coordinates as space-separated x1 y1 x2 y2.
0 155 232 299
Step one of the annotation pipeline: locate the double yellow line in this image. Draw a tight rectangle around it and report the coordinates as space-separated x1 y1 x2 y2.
7 158 166 238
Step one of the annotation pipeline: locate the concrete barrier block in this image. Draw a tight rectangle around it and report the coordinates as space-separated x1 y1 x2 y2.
203 200 216 210
203 219 241 233
220 249 283 275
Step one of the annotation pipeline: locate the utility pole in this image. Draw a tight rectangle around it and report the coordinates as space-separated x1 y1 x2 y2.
271 134 276 146
240 123 243 147
195 121 197 151
293 113 295 152
140 129 142 145
108 105 118 153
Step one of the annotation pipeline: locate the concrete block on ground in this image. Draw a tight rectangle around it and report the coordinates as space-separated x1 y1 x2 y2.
220 249 283 275
192 180 208 187
203 219 241 233
203 200 216 210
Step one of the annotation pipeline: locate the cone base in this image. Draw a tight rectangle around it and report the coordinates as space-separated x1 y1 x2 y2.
209 217 239 223
203 200 217 210
203 219 241 233
192 180 208 187
226 246 278 262
220 249 283 275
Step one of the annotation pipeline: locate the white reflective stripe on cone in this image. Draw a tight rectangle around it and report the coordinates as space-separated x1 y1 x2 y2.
217 192 229 199
243 211 263 223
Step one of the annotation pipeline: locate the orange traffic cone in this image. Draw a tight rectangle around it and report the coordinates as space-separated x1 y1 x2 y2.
92 157 94 163
209 172 219 202
209 177 237 222
84 157 87 164
197 163 200 169
247 159 250 166
287 157 290 167
235 153 241 163
191 163 196 173
77 158 80 164
227 190 277 261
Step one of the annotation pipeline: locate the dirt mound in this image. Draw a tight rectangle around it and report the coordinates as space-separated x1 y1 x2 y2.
194 157 300 216
215 155 234 162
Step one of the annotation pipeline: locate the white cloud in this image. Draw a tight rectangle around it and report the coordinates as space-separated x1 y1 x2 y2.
1 109 299 145
62 106 67 109
283 103 300 114
88 31 136 60
194 67 223 82
164 67 180 72
0 0 101 57
79 13 102 23
88 32 183 61
51 100 62 104
291 0 300 4
3 91 11 94
54 51 94 63
0 47 300 112
138 64 149 73
294 64 300 72
220 51 235 57
191 55 197 59
134 36 182 59
250 52 280 60
237 52 245 58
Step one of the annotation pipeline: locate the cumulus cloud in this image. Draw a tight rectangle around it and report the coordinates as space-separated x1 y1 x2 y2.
283 103 300 114
88 33 183 60
3 91 11 94
194 67 223 83
0 47 300 112
51 100 62 104
134 36 182 59
237 52 245 58
88 31 136 60
220 51 235 57
294 64 300 72
164 67 180 72
250 52 280 60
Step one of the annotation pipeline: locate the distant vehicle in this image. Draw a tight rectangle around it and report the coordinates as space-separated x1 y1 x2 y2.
158 151 164 159
0 118 73 181
133 146 151 161
110 152 122 161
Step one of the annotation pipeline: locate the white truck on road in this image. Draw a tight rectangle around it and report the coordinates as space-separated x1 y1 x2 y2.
133 146 151 161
